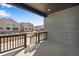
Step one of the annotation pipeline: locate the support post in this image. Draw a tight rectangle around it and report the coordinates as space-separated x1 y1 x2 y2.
24 34 27 54
38 33 40 43
46 32 48 40
35 33 37 43
30 37 31 44
0 38 1 53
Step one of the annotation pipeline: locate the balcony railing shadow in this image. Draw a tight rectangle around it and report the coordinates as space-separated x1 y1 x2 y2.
2 47 24 56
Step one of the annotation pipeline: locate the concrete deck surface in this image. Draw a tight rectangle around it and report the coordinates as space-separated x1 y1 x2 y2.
2 40 79 56
33 40 79 56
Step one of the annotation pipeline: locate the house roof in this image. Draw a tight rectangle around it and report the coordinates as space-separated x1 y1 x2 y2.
0 18 18 24
20 22 34 27
0 18 19 27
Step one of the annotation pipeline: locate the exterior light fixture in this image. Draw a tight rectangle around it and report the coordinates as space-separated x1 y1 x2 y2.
48 9 51 11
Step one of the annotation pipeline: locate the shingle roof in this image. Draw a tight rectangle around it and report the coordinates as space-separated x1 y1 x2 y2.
0 18 18 24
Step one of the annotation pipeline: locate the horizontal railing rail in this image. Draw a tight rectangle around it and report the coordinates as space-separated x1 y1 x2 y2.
26 31 47 52
0 31 47 54
0 33 26 53
38 32 47 43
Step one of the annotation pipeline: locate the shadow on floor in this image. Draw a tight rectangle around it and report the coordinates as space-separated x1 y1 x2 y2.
28 44 38 53
2 47 24 56
33 40 79 56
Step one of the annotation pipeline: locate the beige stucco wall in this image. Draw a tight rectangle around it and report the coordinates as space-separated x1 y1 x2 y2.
45 5 79 46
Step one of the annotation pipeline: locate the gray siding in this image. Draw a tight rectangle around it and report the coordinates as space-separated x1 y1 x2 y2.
45 5 79 46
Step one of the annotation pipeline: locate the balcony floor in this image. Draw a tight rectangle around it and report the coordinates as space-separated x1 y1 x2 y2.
15 40 79 56
32 40 79 56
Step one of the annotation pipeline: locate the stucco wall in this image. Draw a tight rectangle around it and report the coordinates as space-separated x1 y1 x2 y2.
45 5 79 46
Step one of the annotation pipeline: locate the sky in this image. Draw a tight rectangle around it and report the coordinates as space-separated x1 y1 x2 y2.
0 3 44 26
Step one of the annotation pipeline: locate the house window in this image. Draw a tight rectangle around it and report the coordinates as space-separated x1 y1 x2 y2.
6 27 11 30
0 27 3 30
26 28 28 30
13 27 18 31
29 28 31 30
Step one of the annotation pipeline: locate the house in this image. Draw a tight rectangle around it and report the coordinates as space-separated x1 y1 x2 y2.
20 22 34 32
0 18 20 33
34 25 44 32
0 18 34 34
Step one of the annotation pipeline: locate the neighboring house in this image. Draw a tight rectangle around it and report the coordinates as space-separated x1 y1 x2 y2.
34 25 44 32
0 18 34 33
20 22 34 32
0 18 20 33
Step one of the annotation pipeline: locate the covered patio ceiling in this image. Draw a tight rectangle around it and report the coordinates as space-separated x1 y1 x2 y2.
9 3 79 17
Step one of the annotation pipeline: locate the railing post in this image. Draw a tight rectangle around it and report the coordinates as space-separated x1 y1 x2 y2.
38 32 40 43
24 34 27 54
0 38 1 53
43 32 47 40
35 33 37 43
46 32 48 40
30 36 31 44
44 32 46 40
